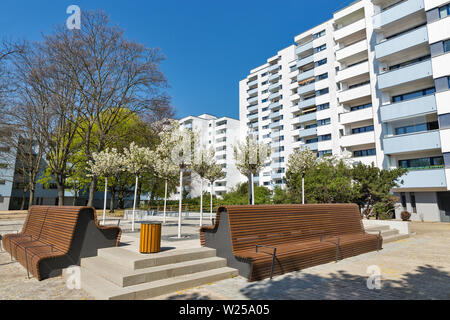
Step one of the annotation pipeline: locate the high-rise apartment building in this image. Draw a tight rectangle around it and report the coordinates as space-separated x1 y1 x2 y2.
179 114 246 198
239 0 450 222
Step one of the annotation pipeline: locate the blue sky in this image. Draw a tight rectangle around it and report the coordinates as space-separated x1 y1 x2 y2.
0 0 351 120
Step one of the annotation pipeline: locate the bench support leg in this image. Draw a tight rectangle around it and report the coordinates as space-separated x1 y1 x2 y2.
377 231 381 252
335 236 341 263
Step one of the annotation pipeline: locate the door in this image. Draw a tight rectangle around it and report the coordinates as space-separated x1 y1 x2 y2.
437 192 450 222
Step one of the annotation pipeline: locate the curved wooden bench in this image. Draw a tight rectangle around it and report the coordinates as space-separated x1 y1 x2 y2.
200 204 381 281
2 206 122 280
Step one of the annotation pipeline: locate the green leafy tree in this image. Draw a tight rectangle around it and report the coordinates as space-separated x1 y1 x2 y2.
351 162 407 219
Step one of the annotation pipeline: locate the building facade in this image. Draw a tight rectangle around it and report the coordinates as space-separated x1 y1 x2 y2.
239 0 450 222
179 114 246 198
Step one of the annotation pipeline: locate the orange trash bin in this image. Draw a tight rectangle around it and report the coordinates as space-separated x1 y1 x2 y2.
139 222 161 253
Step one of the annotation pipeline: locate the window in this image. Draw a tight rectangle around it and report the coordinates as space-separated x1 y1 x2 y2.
313 30 326 39
314 44 326 53
401 193 407 209
316 88 329 96
262 107 268 112
444 40 450 53
353 149 376 157
317 103 330 111
262 81 268 85
410 193 417 213
394 121 439 135
351 103 372 111
315 58 327 67
262 90 268 94
352 125 374 134
316 73 328 81
349 81 370 89
262 116 269 120
306 138 318 144
439 3 450 18
305 123 318 129
0 163 7 169
388 55 430 71
262 125 269 129
317 118 331 126
261 73 268 77
0 180 6 185
398 156 444 170
318 150 332 157
319 134 331 141
0 147 10 152
392 87 435 103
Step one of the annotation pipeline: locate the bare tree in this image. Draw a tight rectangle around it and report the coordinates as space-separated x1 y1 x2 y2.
43 10 173 206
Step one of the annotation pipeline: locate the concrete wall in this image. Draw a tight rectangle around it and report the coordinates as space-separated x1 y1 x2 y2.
395 191 442 221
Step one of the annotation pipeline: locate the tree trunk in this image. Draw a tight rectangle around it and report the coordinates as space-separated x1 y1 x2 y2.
20 190 26 210
72 190 77 206
87 177 97 207
28 187 35 209
136 179 142 208
178 169 183 238
109 189 116 213
56 178 65 206
118 191 124 209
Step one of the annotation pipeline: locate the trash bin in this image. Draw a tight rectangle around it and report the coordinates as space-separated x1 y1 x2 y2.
139 222 161 254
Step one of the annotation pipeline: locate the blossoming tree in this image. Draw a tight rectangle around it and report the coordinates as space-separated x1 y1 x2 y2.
190 147 215 226
205 163 225 222
233 136 271 205
286 147 316 204
123 142 154 231
88 148 124 224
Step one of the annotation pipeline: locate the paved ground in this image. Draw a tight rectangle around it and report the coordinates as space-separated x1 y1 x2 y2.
1 215 449 300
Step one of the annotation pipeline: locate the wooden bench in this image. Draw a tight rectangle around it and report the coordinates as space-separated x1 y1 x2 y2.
2 206 122 280
200 204 382 281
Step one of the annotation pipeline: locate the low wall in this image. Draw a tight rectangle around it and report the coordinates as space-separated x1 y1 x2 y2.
362 219 410 235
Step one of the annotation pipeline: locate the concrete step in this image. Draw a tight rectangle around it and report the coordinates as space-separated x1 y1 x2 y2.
97 247 217 270
81 266 238 300
382 233 410 244
366 229 399 237
365 225 390 232
82 255 228 287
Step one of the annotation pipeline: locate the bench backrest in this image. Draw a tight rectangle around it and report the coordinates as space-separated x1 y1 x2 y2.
224 204 364 252
38 206 87 253
21 206 51 239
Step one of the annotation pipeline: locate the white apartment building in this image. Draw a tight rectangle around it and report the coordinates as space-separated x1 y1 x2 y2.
179 114 246 198
239 0 450 222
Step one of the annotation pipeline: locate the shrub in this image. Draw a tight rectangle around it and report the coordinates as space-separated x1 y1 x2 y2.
401 211 411 221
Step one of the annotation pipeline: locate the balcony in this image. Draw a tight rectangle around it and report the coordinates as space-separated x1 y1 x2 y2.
268 64 279 73
395 168 447 190
247 79 258 87
269 111 282 120
295 41 314 56
269 92 282 100
247 87 258 96
248 113 259 121
247 96 258 105
337 83 372 104
297 69 315 82
380 94 437 123
298 97 316 109
298 82 316 96
297 55 314 68
269 82 281 92
373 0 425 31
304 142 318 151
269 74 280 82
298 127 318 138
377 59 432 90
375 25 428 61
335 39 368 62
271 172 284 180
269 121 283 129
290 93 300 102
334 18 366 42
269 101 282 110
271 131 282 139
383 130 441 154
296 112 317 124
247 104 259 113
271 151 283 159
350 155 377 166
336 61 369 83
340 131 376 147
340 107 373 125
